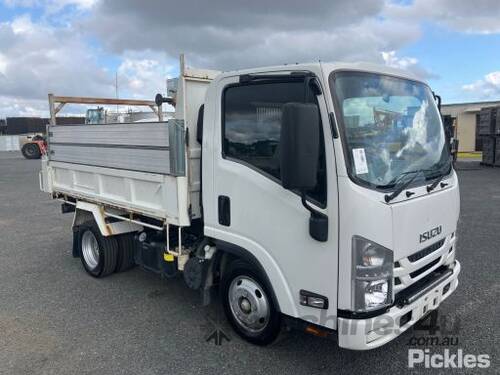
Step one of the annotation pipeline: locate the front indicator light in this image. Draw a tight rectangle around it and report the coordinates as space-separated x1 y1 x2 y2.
305 325 329 338
299 290 329 309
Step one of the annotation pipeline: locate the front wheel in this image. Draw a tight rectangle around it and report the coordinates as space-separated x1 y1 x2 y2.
221 260 281 345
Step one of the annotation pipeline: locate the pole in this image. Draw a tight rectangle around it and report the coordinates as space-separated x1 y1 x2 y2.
48 93 56 126
115 72 119 113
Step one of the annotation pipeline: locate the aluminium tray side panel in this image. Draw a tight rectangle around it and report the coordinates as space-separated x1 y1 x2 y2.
45 121 189 224
48 121 185 176
49 122 170 147
49 144 171 175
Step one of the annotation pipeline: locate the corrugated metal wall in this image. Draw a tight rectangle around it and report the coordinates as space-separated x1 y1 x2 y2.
0 136 21 151
0 119 6 135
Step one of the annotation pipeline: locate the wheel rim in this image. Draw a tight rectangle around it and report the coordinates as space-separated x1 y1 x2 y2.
228 276 270 333
26 145 35 155
81 231 100 270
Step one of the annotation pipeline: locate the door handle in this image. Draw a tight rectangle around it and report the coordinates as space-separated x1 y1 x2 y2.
218 195 231 226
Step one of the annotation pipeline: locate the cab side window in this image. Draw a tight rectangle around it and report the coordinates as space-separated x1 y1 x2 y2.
223 80 327 206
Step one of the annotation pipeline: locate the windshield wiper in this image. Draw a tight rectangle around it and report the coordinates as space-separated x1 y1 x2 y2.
426 156 452 192
383 152 453 202
384 170 424 203
426 174 446 192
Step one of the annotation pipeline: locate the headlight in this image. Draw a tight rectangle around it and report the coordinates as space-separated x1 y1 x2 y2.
352 236 393 312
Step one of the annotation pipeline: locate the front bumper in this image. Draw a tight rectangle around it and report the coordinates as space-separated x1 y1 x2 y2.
337 260 460 350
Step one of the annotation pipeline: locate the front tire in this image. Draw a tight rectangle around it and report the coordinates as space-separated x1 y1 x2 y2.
221 260 281 345
78 224 118 278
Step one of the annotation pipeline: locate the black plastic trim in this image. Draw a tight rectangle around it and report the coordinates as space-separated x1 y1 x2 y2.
213 239 281 312
395 265 454 308
328 112 339 139
337 307 389 320
196 104 204 144
61 202 76 214
408 238 445 262
239 71 313 84
72 227 79 258
218 195 231 226
409 257 441 278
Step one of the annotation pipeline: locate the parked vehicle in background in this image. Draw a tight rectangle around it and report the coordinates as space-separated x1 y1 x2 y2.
39 56 460 349
20 134 47 159
86 108 106 125
85 107 174 124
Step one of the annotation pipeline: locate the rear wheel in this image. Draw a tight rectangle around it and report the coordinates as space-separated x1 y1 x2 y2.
21 143 41 159
221 260 281 345
78 224 118 277
115 234 136 273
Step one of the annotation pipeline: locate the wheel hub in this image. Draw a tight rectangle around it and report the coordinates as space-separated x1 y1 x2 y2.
228 276 270 333
81 230 100 270
239 298 251 313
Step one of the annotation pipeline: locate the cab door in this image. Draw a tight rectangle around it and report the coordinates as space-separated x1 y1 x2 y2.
204 72 339 328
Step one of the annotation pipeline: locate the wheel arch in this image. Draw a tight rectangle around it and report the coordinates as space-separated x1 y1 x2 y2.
72 201 143 237
71 201 143 257
212 239 295 315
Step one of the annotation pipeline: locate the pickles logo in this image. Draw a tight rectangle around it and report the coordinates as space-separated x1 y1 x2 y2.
408 349 490 369
420 225 442 243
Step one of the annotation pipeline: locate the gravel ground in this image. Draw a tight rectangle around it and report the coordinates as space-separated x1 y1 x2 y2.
0 152 498 374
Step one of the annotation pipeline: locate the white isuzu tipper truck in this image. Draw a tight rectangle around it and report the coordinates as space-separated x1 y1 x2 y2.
40 58 460 349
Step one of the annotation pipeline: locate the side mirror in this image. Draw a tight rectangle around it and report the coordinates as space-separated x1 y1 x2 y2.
433 91 442 113
280 103 320 190
155 93 174 106
280 102 328 242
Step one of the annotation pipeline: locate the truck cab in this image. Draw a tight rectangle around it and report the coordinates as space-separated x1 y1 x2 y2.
200 62 459 349
40 60 460 350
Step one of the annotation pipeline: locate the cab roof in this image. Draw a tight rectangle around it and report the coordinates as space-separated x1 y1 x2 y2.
214 61 424 85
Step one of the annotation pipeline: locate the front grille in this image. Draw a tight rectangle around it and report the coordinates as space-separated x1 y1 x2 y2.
393 234 454 295
410 257 441 278
408 239 445 262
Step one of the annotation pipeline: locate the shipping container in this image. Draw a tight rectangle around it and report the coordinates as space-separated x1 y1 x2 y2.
495 137 500 166
478 107 498 136
5 117 84 135
481 136 496 165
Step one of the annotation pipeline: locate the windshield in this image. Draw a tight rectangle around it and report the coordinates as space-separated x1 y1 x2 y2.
331 71 450 188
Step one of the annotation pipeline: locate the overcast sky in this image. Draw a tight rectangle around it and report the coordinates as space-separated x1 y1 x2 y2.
1 0 500 117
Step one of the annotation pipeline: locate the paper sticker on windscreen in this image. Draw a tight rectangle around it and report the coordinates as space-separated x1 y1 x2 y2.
352 148 369 175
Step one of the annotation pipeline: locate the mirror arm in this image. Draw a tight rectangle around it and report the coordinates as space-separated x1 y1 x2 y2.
300 191 316 215
433 91 442 113
301 191 329 242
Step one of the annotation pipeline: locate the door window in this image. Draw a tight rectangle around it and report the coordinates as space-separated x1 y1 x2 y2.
223 80 327 205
